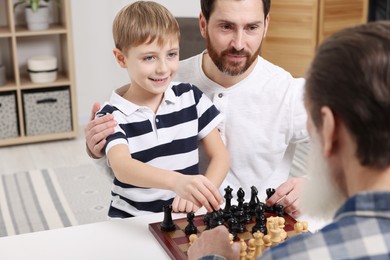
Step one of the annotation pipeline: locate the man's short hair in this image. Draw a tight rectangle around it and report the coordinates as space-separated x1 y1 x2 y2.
200 0 271 21
305 21 390 169
112 1 180 53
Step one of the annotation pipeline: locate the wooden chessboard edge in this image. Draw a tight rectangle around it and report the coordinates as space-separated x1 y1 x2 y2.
149 222 186 260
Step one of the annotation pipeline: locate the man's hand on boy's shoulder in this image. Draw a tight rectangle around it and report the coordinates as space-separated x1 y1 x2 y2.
85 102 117 159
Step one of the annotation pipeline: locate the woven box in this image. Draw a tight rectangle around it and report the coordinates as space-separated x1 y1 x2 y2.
0 92 19 139
27 55 58 83
23 87 72 136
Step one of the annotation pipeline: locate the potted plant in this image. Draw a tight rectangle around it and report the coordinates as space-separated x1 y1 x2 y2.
14 0 60 31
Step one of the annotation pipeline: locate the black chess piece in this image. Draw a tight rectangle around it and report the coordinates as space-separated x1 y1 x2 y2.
266 188 276 200
208 210 224 229
227 217 239 241
223 185 233 213
274 204 284 217
265 188 276 213
184 212 198 235
230 205 238 214
242 203 252 223
249 186 259 216
233 210 247 233
252 204 267 234
256 202 266 214
160 204 176 232
237 188 245 210
203 212 211 229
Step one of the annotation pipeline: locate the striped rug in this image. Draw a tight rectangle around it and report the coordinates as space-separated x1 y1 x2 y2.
0 164 111 237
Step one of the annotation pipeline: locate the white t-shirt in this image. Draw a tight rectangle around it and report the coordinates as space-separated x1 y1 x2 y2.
174 51 309 200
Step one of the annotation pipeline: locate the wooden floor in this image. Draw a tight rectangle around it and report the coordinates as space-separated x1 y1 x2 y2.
0 127 93 176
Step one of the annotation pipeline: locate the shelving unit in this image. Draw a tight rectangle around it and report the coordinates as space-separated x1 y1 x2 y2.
0 0 78 146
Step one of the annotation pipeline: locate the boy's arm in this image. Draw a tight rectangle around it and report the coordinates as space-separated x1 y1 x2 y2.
172 128 228 213
107 144 223 212
201 128 230 189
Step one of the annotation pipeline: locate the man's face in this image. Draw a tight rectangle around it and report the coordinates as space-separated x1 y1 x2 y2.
300 114 347 220
202 0 268 76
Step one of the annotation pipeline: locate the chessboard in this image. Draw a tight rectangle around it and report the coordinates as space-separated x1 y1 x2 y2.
149 212 300 260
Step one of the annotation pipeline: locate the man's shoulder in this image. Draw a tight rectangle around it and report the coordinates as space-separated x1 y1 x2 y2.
259 56 305 85
254 57 305 96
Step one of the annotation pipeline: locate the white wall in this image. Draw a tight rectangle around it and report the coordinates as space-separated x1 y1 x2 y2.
70 0 201 126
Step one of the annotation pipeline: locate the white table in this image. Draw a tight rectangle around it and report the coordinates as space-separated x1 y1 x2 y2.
0 212 183 260
0 210 328 260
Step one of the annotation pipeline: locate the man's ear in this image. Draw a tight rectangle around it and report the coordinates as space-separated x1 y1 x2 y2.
113 48 126 68
320 106 336 157
199 12 207 38
263 14 270 39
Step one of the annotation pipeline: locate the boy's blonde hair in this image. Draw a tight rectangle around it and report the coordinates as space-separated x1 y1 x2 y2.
113 1 180 53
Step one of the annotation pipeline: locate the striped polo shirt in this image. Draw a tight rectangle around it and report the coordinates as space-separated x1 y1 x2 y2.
97 82 223 217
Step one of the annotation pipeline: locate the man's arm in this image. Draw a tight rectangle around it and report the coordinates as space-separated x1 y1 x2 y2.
84 102 117 159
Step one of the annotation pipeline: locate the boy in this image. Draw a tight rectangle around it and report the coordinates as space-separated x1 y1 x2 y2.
97 1 229 218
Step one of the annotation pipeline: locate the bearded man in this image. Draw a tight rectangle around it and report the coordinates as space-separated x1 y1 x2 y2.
188 20 390 260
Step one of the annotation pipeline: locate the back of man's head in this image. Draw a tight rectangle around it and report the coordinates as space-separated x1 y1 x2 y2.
305 21 390 169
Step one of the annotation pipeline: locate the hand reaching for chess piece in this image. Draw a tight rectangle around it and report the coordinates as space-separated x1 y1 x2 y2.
172 196 200 213
173 174 223 212
265 177 306 217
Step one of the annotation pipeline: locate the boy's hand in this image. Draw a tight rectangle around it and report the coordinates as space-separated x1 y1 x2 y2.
172 196 200 213
84 102 117 159
174 175 223 212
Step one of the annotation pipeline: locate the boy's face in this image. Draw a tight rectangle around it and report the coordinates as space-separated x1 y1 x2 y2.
200 0 268 76
114 35 180 98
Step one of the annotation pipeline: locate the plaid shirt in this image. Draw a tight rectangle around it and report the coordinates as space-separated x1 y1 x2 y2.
198 192 390 260
261 191 390 260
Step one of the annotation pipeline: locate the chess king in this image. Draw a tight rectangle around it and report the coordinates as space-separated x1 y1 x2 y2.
188 20 390 260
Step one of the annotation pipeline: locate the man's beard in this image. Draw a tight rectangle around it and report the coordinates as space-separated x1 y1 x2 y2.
206 33 260 76
300 133 347 221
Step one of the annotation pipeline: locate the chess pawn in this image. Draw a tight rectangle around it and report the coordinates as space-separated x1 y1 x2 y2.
263 234 272 247
185 212 198 235
246 238 256 260
302 221 309 232
189 234 198 245
274 204 284 217
294 222 304 234
253 231 264 258
240 239 247 260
